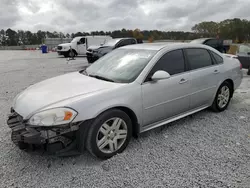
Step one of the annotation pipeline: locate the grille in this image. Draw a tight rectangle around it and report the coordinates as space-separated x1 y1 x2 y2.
7 111 23 127
7 111 25 146
57 46 62 50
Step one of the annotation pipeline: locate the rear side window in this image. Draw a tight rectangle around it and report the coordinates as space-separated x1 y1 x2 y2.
210 51 223 64
149 50 185 76
205 39 218 47
185 48 213 70
130 39 137 44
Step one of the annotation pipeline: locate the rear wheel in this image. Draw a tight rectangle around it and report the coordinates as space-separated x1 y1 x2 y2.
211 81 233 112
86 109 132 159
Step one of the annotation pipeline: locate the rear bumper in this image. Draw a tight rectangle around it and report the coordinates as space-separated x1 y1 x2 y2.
7 110 83 156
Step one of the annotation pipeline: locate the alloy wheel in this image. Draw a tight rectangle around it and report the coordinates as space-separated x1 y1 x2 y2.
217 86 230 108
96 117 127 154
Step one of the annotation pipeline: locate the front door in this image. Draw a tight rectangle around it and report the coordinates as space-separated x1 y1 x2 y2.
184 48 221 109
77 37 86 55
142 49 191 126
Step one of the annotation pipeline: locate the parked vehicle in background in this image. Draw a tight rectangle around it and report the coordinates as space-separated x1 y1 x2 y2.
57 36 112 58
227 43 250 75
190 38 232 53
86 38 138 63
7 43 242 159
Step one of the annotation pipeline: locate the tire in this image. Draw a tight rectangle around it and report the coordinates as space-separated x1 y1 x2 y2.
68 50 76 58
87 56 94 64
211 81 233 112
86 109 132 159
247 66 250 75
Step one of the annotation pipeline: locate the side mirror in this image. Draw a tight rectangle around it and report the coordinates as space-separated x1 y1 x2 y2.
247 52 250 55
77 41 80 45
151 70 170 81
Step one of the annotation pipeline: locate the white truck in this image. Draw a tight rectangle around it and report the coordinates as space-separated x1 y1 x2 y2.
57 36 112 57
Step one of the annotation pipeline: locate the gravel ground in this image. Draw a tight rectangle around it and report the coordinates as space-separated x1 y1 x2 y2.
0 50 249 188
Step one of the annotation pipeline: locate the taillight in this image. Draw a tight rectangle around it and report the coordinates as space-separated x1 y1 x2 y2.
240 63 242 69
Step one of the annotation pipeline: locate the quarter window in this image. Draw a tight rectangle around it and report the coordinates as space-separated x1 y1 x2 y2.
210 51 223 64
185 48 213 70
148 50 185 78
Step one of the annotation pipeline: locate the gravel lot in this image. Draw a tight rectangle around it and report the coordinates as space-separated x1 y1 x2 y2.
0 50 249 188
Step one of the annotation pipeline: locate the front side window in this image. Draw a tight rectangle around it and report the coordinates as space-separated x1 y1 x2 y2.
79 38 85 44
86 49 157 83
146 50 185 80
185 48 213 70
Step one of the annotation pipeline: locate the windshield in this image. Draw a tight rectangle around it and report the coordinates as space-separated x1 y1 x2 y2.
103 39 121 47
190 39 206 44
71 37 81 43
239 45 250 53
86 49 157 83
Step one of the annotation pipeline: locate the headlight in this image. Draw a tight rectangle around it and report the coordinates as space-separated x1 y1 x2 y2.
28 108 77 126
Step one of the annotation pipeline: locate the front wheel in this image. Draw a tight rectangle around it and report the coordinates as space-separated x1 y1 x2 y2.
211 81 233 112
86 109 132 159
87 56 95 63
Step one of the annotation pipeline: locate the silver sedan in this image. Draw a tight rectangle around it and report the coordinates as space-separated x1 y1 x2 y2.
7 43 243 159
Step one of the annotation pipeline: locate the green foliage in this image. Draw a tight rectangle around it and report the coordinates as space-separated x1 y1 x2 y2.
1 18 250 46
192 18 250 43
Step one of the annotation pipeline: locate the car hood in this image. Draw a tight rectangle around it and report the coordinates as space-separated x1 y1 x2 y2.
58 43 71 47
13 72 119 119
96 46 113 54
87 45 102 51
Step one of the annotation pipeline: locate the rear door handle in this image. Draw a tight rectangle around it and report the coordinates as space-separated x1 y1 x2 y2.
213 70 220 74
179 78 188 84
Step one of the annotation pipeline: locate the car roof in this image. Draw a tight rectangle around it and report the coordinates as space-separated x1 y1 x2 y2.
74 36 111 39
121 42 211 51
111 38 135 40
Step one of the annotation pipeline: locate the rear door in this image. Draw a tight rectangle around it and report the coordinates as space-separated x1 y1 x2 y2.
184 48 222 109
236 45 250 69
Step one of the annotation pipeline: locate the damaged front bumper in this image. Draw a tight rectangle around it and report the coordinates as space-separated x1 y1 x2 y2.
7 110 84 156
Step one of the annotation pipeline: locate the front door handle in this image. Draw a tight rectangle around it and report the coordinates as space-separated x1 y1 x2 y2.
179 78 188 84
213 70 220 74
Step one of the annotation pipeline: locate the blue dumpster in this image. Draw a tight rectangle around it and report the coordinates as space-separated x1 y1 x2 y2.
41 45 47 53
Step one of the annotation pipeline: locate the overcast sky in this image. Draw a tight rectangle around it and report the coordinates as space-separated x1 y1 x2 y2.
1 0 250 33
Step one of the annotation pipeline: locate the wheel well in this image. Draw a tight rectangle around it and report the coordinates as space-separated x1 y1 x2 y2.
224 79 234 97
68 49 77 55
114 107 139 137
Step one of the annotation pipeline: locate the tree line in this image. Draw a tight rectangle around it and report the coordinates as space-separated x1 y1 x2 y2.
0 18 249 46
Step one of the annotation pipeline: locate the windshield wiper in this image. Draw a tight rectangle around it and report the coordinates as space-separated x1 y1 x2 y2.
89 74 114 82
